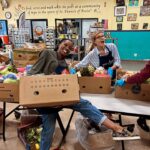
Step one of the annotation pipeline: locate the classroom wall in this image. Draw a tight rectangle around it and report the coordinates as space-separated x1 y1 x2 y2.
0 0 150 30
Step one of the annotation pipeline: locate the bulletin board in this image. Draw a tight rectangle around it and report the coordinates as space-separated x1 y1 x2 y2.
106 30 150 60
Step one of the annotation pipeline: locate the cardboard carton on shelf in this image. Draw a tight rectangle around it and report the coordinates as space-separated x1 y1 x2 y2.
13 60 37 68
115 83 150 102
19 74 80 107
0 82 19 103
13 48 41 61
78 76 112 94
0 54 9 64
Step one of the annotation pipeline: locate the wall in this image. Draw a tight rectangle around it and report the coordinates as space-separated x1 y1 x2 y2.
0 0 150 30
106 30 150 60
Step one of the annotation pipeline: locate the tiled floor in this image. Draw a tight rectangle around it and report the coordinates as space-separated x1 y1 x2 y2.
0 60 150 150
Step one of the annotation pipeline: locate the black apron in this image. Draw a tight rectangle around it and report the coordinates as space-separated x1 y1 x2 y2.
98 46 116 79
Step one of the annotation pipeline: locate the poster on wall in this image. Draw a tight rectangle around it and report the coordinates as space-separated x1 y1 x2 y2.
18 12 26 28
0 20 8 35
82 19 98 39
127 13 137 21
143 0 150 6
128 0 139 6
114 6 127 16
131 23 139 30
140 6 150 16
117 23 122 30
116 0 125 6
31 19 48 42
116 16 123 22
102 19 108 29
143 23 148 29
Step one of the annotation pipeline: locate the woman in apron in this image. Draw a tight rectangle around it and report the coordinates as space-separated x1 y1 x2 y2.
75 31 121 83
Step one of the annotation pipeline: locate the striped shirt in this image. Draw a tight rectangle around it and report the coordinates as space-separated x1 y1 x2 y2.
75 43 121 69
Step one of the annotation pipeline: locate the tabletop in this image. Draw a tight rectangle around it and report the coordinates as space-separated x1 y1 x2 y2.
80 93 150 117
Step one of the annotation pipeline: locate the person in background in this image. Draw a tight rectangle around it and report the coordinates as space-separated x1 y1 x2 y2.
28 39 130 150
115 61 150 133
115 61 150 86
74 31 121 80
0 37 3 50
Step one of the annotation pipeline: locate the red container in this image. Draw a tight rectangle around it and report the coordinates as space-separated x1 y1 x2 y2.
0 35 9 44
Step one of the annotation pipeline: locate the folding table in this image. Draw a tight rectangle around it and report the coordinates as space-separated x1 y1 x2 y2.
81 93 150 150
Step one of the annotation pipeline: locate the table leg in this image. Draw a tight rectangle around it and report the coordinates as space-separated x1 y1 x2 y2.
2 102 6 141
57 110 75 149
119 114 125 150
1 103 20 141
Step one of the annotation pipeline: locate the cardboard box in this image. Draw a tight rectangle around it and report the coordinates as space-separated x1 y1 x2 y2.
115 83 150 101
13 60 37 68
0 83 19 103
78 76 111 94
13 48 41 61
19 75 80 107
0 54 9 64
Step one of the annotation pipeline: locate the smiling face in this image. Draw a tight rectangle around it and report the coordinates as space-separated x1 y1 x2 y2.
58 40 74 59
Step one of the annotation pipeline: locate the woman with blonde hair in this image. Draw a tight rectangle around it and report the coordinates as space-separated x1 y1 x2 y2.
75 31 121 81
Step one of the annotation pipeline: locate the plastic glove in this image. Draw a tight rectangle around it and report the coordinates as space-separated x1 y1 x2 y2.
115 79 125 87
107 67 113 78
69 68 76 74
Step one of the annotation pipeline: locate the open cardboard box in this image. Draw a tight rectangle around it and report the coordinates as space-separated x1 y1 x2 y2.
13 49 41 61
19 74 80 107
0 82 19 103
13 60 37 68
78 76 112 94
115 83 150 102
13 47 44 67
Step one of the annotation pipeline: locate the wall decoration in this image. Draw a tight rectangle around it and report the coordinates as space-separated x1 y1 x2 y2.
143 23 148 29
1 0 9 10
140 6 150 16
116 0 125 6
117 23 122 30
5 11 12 19
31 19 48 42
0 20 8 35
114 6 127 16
18 12 26 28
128 0 139 6
143 0 150 6
102 19 108 29
116 16 123 22
131 23 139 30
127 13 137 21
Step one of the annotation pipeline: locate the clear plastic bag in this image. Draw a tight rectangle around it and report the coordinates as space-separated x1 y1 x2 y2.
75 117 114 150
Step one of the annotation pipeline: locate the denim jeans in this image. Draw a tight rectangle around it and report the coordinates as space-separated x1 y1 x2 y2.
38 98 107 150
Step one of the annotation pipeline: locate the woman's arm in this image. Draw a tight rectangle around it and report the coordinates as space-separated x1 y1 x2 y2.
75 52 92 69
126 61 150 84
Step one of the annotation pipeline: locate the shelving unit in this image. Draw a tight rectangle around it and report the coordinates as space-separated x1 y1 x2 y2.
8 27 30 48
45 27 55 50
